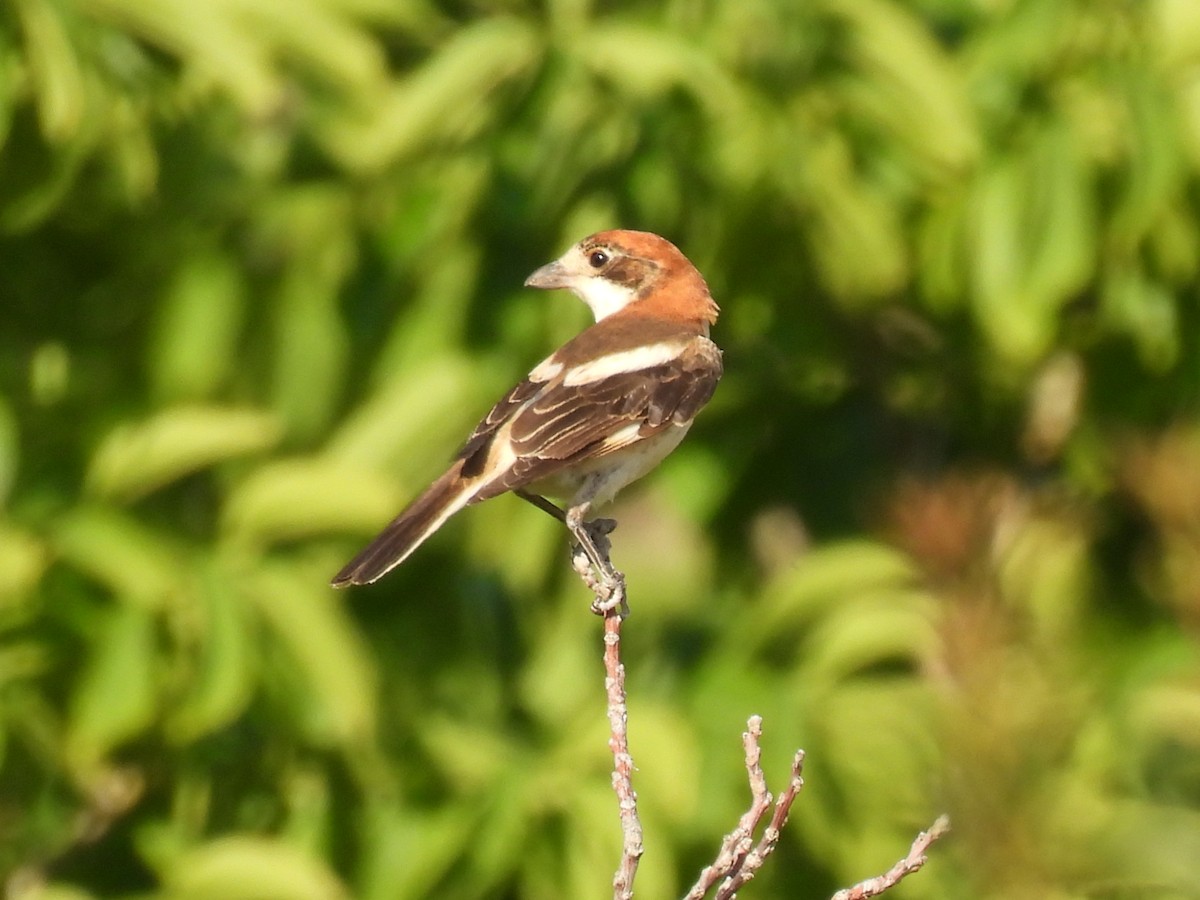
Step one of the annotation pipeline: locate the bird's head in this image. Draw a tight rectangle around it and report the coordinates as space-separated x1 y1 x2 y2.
525 230 719 328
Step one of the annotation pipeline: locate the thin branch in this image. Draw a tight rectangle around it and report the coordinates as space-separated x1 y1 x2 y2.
719 745 806 898
571 529 641 900
567 523 949 900
603 606 642 899
829 815 952 900
685 718 806 900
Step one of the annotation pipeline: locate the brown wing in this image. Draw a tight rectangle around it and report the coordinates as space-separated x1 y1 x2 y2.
457 377 543 478
472 337 722 501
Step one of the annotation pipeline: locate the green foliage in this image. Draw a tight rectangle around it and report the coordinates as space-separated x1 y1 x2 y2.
3 0 1200 896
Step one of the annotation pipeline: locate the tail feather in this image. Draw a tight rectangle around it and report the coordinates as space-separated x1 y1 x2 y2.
331 462 475 587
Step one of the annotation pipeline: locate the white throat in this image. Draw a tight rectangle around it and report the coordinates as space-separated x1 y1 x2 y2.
570 277 638 322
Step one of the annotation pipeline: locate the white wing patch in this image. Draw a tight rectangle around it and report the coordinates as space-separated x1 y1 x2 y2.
563 341 686 386
528 356 563 382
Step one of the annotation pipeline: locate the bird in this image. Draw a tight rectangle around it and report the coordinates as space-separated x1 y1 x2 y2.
330 229 723 591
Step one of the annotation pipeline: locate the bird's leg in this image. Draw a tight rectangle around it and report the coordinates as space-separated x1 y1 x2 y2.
516 490 566 522
565 502 627 616
517 490 625 615
516 490 619 564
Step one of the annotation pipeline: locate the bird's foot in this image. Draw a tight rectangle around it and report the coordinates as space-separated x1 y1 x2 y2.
568 518 628 617
589 567 628 617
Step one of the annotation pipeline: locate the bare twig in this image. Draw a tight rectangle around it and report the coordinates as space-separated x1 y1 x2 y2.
571 531 641 899
830 815 952 900
603 606 642 899
567 524 948 900
685 718 805 900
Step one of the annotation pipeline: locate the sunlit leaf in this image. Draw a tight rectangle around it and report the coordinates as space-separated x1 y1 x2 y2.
0 524 48 602
326 355 483 473
261 188 356 441
1111 65 1185 252
627 701 701 825
87 406 282 501
166 561 257 742
222 457 404 544
970 155 1053 365
65 603 159 780
150 253 247 402
0 397 19 508
12 0 86 142
165 835 350 900
80 0 283 115
357 804 481 900
52 507 184 608
798 590 940 686
320 17 538 171
246 566 377 747
836 0 978 173
755 540 920 640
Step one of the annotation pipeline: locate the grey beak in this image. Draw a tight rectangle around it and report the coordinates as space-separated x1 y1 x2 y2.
524 259 570 290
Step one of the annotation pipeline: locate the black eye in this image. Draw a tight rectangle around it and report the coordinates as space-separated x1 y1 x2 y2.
588 250 609 268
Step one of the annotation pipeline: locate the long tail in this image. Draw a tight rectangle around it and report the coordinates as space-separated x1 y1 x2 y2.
330 461 476 587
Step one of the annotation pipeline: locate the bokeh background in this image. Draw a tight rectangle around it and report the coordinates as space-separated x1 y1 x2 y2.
4 0 1200 897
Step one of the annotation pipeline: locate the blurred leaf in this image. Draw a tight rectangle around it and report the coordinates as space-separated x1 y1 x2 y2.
80 0 284 116
262 188 355 441
628 701 701 825
970 155 1053 365
917 188 971 312
0 524 47 602
150 253 247 402
166 562 257 742
793 132 910 302
65 603 159 781
221 457 404 545
799 680 939 873
798 590 940 686
1110 65 1184 252
13 0 86 143
561 783 641 900
421 716 514 791
372 239 482 377
358 804 481 900
0 396 19 508
1102 265 1179 370
997 514 1089 645
654 445 733 522
0 132 89 232
326 354 483 472
24 887 99 900
232 0 389 96
247 566 377 747
578 22 741 111
607 492 715 619
754 540 920 640
320 17 538 171
836 0 979 174
463 771 534 893
52 506 183 608
165 835 350 900
87 406 282 501
1023 122 1094 313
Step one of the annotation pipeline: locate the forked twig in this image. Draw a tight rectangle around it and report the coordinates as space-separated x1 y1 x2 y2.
685 717 805 899
566 521 949 900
